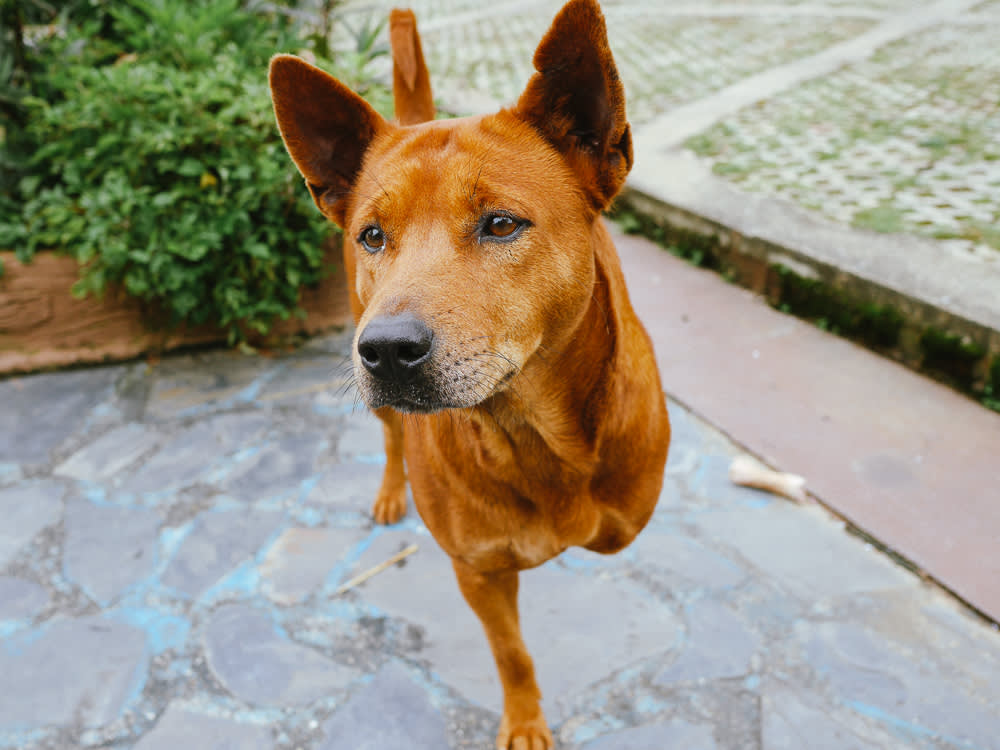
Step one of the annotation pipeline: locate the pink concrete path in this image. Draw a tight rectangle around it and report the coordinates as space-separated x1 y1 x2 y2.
613 225 1000 622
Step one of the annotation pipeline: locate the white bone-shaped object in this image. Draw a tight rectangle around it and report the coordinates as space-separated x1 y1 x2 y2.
729 455 808 503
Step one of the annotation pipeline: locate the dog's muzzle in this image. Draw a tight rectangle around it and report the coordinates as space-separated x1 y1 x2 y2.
356 313 440 412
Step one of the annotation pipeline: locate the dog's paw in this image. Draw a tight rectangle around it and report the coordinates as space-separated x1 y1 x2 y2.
371 483 407 525
496 712 553 750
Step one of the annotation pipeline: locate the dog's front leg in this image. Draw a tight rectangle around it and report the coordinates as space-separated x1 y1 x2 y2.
452 558 553 750
371 406 407 524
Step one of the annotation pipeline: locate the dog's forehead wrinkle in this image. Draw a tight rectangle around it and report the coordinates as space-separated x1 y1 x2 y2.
366 116 564 208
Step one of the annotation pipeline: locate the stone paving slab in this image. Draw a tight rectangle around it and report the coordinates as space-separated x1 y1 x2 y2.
0 321 998 749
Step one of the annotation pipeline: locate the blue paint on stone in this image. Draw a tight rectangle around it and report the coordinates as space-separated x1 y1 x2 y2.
200 560 262 603
570 716 627 746
111 607 191 655
323 527 387 593
261 526 369 605
558 546 632 573
235 369 278 404
158 522 194 569
161 507 283 599
297 474 323 505
221 434 330 503
0 464 22 487
845 701 949 744
292 504 325 527
635 694 671 715
0 727 47 750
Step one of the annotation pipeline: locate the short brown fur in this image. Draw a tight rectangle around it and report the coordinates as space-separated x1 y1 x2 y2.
269 2 669 746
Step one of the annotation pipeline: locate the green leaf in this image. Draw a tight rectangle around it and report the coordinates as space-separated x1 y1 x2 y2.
176 157 205 177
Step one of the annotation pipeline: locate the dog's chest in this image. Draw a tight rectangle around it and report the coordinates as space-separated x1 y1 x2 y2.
459 527 565 571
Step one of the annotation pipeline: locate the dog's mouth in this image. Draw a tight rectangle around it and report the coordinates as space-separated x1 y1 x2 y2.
360 364 518 414
375 389 449 414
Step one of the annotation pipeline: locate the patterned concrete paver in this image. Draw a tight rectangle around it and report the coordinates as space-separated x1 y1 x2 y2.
687 21 1000 258
330 0 998 261
0 326 997 749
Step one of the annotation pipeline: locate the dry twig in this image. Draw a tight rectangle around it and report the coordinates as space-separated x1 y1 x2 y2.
334 543 418 595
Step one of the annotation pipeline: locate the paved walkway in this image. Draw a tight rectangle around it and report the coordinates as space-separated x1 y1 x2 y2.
2 309 998 749
342 0 999 265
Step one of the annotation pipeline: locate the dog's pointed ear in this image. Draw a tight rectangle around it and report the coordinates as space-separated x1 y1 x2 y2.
515 0 632 211
269 54 388 225
390 8 435 125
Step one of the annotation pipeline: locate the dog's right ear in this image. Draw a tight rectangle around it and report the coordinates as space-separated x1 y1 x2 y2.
515 0 631 212
389 9 435 125
269 54 388 226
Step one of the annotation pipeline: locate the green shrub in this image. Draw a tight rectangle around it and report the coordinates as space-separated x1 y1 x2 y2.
0 0 390 341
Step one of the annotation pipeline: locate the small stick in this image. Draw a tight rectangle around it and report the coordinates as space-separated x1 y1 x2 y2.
729 455 809 503
333 543 418 595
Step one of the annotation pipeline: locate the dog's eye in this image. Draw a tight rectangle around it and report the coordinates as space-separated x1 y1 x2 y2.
480 213 527 242
359 226 386 253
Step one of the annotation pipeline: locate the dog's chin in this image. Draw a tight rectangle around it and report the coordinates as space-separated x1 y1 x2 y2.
380 396 448 415
358 375 508 414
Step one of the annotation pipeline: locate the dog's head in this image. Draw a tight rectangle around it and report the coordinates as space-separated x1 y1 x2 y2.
269 0 631 413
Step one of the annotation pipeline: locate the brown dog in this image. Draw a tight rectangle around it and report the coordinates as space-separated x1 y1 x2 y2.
269 1 669 746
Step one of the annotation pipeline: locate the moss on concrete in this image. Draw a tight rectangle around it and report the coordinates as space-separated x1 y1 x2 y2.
774 265 903 350
982 356 1000 413
919 327 986 386
609 204 718 269
610 196 999 415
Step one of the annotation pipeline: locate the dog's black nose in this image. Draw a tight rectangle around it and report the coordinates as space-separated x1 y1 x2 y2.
357 313 434 383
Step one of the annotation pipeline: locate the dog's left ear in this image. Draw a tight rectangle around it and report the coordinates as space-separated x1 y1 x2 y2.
515 0 631 212
269 54 388 226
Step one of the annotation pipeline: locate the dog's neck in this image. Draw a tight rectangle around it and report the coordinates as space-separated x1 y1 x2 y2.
470 222 621 480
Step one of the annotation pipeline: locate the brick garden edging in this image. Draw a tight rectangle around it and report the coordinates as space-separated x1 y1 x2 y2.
0 237 351 375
